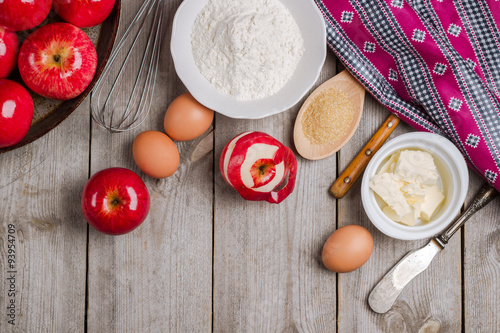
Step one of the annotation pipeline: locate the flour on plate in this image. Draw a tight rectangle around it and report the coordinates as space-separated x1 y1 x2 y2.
191 0 304 101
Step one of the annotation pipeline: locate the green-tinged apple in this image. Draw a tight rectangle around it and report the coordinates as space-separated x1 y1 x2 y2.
18 23 97 100
82 168 151 235
0 79 34 149
52 0 117 28
0 0 52 31
220 131 297 204
0 27 19 79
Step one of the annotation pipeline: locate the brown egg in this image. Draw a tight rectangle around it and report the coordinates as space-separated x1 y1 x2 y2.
164 92 214 141
133 131 180 179
322 225 374 273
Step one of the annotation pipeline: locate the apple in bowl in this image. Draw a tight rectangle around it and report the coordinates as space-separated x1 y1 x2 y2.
0 27 19 79
52 0 117 28
0 0 52 31
0 79 34 149
18 22 97 101
81 167 151 235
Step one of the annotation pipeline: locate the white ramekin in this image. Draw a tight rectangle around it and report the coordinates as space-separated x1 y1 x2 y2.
361 132 469 240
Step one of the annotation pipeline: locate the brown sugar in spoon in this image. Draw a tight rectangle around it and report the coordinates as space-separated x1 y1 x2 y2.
294 69 401 198
293 69 365 161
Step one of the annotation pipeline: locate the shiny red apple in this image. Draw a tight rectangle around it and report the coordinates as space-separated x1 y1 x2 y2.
0 0 52 31
52 0 116 28
220 131 297 204
18 22 97 100
0 27 19 79
0 79 34 149
81 167 151 235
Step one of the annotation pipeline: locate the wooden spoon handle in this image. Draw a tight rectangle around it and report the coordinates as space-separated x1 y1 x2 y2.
330 114 400 198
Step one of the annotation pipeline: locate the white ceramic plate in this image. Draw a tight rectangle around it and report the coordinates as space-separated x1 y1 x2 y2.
170 0 326 119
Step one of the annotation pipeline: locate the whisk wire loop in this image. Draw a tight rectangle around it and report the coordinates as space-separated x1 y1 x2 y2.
90 0 166 133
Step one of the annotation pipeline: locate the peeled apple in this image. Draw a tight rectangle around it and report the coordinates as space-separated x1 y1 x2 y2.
219 131 297 204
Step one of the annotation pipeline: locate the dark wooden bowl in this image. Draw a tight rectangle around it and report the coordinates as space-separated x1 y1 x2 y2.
0 1 121 154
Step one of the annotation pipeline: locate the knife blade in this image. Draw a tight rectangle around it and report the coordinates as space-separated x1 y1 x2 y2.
368 238 443 313
368 184 498 314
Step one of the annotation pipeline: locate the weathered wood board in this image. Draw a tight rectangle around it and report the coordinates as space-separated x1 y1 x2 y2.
86 1 213 332
0 99 89 332
464 173 500 332
0 0 499 331
212 52 338 332
337 96 462 333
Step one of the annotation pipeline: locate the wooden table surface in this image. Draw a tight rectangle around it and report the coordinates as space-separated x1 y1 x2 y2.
1 1 500 332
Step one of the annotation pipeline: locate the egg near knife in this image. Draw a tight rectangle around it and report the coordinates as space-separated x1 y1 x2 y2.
322 225 374 273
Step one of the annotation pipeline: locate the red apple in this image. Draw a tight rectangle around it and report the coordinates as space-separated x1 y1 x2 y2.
52 0 116 28
0 27 19 79
0 0 52 31
220 131 297 204
18 22 97 100
81 167 151 235
0 79 34 149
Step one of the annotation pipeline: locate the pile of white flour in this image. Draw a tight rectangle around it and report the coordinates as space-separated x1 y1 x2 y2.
191 0 304 101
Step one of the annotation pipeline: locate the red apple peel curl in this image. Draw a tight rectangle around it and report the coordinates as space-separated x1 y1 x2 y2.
220 131 297 204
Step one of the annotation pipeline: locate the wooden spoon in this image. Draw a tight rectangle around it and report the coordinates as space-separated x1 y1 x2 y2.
293 69 365 160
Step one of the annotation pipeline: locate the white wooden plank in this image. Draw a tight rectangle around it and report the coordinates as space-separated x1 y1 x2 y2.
86 1 213 331
338 93 462 332
213 53 338 332
3 1 500 330
0 101 89 332
464 172 500 332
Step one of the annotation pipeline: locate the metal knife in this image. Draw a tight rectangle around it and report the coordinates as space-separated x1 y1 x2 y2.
368 184 498 314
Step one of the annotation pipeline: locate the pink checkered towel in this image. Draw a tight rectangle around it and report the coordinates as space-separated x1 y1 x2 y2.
315 0 500 191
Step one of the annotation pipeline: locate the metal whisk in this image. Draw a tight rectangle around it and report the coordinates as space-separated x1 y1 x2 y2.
90 0 166 132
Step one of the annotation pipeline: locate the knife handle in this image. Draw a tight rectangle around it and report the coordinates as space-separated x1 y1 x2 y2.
437 184 498 245
330 114 399 198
